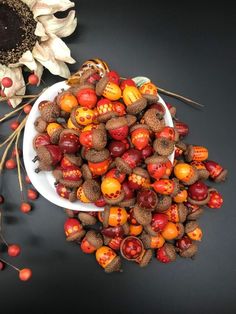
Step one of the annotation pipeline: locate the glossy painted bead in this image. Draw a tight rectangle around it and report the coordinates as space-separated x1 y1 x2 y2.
96 246 117 268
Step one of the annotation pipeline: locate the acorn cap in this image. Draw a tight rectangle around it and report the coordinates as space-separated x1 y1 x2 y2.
64 154 82 167
187 190 211 206
115 157 132 174
66 229 86 242
41 102 60 123
184 145 195 162
153 138 175 156
34 117 48 133
107 160 117 171
179 243 198 258
70 108 83 129
85 149 109 163
187 207 204 220
140 232 151 249
59 178 83 188
126 98 147 115
35 161 53 172
198 169 210 180
92 128 107 151
144 224 158 237
50 127 63 144
132 167 150 179
145 155 168 165
73 82 95 93
130 123 150 133
97 111 118 123
139 249 153 267
83 179 101 202
133 206 152 226
102 206 110 228
164 243 177 262
183 166 199 186
175 141 187 152
60 128 80 138
96 75 109 96
144 108 164 132
215 169 228 183
171 178 180 197
85 230 103 249
81 164 93 180
33 133 50 151
185 221 199 234
80 69 98 84
156 195 172 212
118 197 136 208
105 117 128 131
122 222 130 235
69 189 77 202
125 115 137 127
143 92 159 104
78 213 97 226
103 190 125 205
52 168 63 181
36 146 52 165
105 256 121 273
178 203 188 223
175 223 185 239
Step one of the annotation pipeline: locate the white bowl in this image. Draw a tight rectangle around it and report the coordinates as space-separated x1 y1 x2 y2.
23 81 174 211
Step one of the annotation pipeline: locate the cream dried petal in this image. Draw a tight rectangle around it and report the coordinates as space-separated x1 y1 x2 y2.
32 0 75 18
35 22 49 41
45 35 76 64
8 51 37 71
38 10 77 38
34 61 44 86
22 0 37 9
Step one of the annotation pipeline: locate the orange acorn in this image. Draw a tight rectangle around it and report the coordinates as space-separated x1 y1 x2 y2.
139 82 159 103
161 222 179 240
155 126 177 141
102 206 128 227
140 232 165 249
185 221 203 241
96 246 121 273
174 163 199 185
163 203 188 223
152 179 179 197
96 74 122 101
130 124 150 150
185 145 208 162
57 91 78 113
85 149 110 176
123 86 147 114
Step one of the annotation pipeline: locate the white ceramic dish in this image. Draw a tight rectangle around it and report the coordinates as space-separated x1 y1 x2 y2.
23 81 174 211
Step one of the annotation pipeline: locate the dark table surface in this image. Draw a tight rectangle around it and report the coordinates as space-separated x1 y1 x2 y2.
1 1 236 313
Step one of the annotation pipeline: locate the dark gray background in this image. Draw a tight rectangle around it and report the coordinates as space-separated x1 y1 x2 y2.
0 1 236 313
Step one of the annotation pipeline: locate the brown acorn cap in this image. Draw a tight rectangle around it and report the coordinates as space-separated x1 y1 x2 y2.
97 111 118 123
139 249 153 267
52 168 63 181
103 235 111 245
130 123 150 133
85 230 103 249
140 232 151 249
132 167 150 179
144 108 164 132
187 190 211 206
59 178 83 188
50 127 63 144
41 102 60 123
91 128 107 151
105 256 122 273
80 68 98 84
184 145 195 162
198 169 210 180
73 83 95 93
115 157 132 174
180 243 198 258
122 222 130 235
178 203 188 223
175 223 185 240
171 178 180 197
169 106 177 117
187 207 204 221
78 212 97 226
183 166 199 186
60 128 80 138
126 98 147 115
144 224 158 237
164 243 177 262
81 164 93 180
118 197 136 208
64 154 82 167
70 107 83 129
95 75 109 96
105 117 128 131
85 149 109 163
156 195 172 212
33 133 49 151
185 221 199 234
69 189 77 202
83 179 101 202
107 160 117 171
133 206 152 226
36 146 52 165
215 169 228 183
143 92 159 104
125 115 137 127
153 138 175 156
103 190 125 205
174 130 180 143
102 206 110 228
145 154 168 165
66 229 86 242
34 117 48 133
175 141 187 152
35 161 53 173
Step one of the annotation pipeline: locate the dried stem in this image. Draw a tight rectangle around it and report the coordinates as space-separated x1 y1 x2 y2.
0 103 26 123
0 133 18 173
0 211 8 246
0 116 27 148
0 257 20 272
0 94 40 102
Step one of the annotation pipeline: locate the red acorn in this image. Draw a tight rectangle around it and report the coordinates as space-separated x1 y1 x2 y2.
107 71 120 84
156 243 177 263
141 145 154 160
204 160 228 182
155 126 176 141
33 133 51 150
104 168 126 183
176 236 198 258
151 213 168 232
80 230 103 253
106 117 129 141
122 181 135 200
120 236 144 261
145 155 168 180
116 149 142 174
60 154 82 169
108 236 123 251
152 179 179 196
59 130 80 154
94 195 106 207
207 190 223 209
120 78 136 90
174 121 189 138
130 124 150 150
64 218 85 241
128 167 150 190
56 183 76 202
76 88 97 109
188 181 208 202
137 189 158 211
101 226 125 238
34 145 62 170
112 101 126 116
108 141 127 157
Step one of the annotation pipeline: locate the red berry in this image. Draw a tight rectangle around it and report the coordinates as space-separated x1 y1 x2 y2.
11 148 22 158
25 175 31 184
19 268 32 281
1 77 13 88
9 120 20 131
5 159 16 169
28 74 39 85
8 244 21 257
20 202 32 213
27 189 38 200
0 195 4 204
0 261 5 271
23 104 32 114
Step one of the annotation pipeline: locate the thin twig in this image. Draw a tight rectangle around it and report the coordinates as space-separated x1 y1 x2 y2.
0 133 18 173
0 94 40 102
0 103 26 123
15 120 26 201
0 257 20 272
0 211 8 246
0 116 27 148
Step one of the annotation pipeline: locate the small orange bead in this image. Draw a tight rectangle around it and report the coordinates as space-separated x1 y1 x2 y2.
187 227 203 241
161 222 179 240
150 234 165 249
129 224 143 236
173 189 188 203
96 246 116 268
59 92 78 113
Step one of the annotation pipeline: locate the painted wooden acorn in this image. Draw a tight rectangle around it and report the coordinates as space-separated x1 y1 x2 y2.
174 121 189 138
104 168 126 183
174 163 199 185
33 144 63 172
155 126 178 142
80 230 103 254
95 246 121 273
161 222 179 240
145 155 169 180
185 202 204 220
71 106 95 126
76 87 97 109
190 161 209 180
175 236 198 258
34 117 48 133
115 148 142 174
136 188 159 212
146 213 169 236
38 100 60 122
207 190 223 208
76 179 101 203
101 177 125 204
204 160 228 182
53 166 82 188
152 178 180 197
64 218 85 241
96 74 122 101
79 68 101 86
128 167 150 190
59 129 80 154
156 243 177 263
101 225 127 238
129 224 143 236
174 141 187 158
56 183 77 202
140 232 165 249
85 148 110 176
105 117 129 141
112 101 126 116
79 124 107 150
173 187 188 203
163 203 188 223
96 98 117 122
185 145 209 162
102 206 128 228
78 211 98 226
60 154 82 169
187 181 210 205
119 181 136 207
46 122 63 144
130 124 150 150
33 133 51 150
106 236 123 251
120 236 144 261
139 81 159 104
156 195 173 212
56 91 78 113
185 221 203 241
123 85 147 114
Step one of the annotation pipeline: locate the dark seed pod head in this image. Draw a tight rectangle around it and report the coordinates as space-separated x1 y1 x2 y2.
115 157 132 175
140 232 151 249
125 115 137 127
92 128 107 151
81 164 93 180
82 179 101 202
85 149 110 163
156 195 172 212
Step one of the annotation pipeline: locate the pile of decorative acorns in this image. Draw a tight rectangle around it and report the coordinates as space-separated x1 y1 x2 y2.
32 64 227 273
